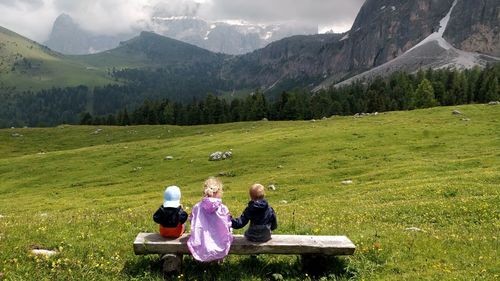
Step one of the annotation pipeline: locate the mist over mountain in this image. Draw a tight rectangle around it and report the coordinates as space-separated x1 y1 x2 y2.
44 14 135 55
151 16 317 55
44 13 317 55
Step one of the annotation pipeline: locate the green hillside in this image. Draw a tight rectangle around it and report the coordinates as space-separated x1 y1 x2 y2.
1 104 499 280
0 26 114 91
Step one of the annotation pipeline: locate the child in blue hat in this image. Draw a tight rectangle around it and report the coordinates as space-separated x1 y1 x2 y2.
153 186 188 238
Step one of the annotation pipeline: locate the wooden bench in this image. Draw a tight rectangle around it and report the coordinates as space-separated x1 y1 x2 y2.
134 233 356 274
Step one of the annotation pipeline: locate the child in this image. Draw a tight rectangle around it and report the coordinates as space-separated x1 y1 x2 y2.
232 183 277 242
187 177 233 262
153 185 188 238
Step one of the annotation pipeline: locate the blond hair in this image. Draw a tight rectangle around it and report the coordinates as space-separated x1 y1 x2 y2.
249 183 265 200
203 177 223 197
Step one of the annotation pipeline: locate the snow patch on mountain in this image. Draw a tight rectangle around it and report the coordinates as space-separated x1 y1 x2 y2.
407 0 457 52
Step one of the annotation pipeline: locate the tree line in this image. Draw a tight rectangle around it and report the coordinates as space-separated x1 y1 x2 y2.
81 64 499 126
0 64 497 128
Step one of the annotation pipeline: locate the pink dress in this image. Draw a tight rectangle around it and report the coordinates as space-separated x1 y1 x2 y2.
187 197 233 262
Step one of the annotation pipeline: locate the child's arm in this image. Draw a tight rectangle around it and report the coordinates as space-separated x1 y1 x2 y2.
178 208 188 224
270 207 278 231
152 206 164 225
231 208 250 229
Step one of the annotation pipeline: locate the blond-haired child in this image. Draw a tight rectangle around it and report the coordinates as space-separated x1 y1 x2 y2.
232 183 277 242
187 177 233 262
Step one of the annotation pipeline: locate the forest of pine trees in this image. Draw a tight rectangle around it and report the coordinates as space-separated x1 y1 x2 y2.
83 64 500 126
0 64 498 128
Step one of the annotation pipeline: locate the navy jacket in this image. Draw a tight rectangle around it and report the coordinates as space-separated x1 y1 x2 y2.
232 199 277 242
153 206 188 228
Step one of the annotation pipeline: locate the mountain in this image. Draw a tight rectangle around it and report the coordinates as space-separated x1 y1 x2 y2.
150 17 317 55
221 34 343 91
45 14 135 55
317 0 500 88
228 0 500 91
73 31 228 69
329 0 499 88
0 26 114 91
3 0 499 94
71 31 232 102
45 14 317 55
223 0 496 91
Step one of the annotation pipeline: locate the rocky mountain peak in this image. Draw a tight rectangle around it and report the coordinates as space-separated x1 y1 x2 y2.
53 13 74 26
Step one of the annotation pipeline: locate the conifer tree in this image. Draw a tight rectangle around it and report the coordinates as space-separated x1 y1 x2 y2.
414 78 437 108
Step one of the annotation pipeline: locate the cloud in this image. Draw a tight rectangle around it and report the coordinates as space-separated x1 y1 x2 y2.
0 0 365 42
0 0 57 41
53 0 154 35
200 0 364 27
0 0 44 8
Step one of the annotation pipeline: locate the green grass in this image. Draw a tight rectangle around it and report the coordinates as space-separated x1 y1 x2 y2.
0 105 499 280
68 49 153 70
0 26 115 91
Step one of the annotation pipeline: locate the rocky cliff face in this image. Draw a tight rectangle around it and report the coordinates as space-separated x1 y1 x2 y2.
222 34 342 88
335 0 454 72
320 0 499 88
444 0 500 57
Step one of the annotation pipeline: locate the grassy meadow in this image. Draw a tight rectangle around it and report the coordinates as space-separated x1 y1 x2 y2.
0 104 499 280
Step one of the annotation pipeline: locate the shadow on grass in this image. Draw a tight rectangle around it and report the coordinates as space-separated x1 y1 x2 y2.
123 255 355 281
122 255 164 280
301 255 355 279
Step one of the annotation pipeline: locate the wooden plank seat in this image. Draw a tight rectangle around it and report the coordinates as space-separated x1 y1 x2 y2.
134 233 356 274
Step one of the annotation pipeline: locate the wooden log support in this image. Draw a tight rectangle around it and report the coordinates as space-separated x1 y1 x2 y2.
134 233 355 256
161 254 182 275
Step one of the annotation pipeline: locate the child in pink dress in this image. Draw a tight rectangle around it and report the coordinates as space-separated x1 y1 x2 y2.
187 177 233 262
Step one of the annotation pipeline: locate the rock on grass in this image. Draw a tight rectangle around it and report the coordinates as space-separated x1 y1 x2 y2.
30 249 57 257
209 151 232 161
405 227 425 232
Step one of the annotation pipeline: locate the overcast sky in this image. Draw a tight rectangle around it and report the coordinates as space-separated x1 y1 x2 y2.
0 0 365 42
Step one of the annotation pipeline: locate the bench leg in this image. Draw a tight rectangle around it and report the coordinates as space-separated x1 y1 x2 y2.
301 254 326 275
161 254 182 275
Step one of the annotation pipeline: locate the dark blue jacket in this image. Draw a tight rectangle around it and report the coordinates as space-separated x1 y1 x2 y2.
153 206 188 228
232 200 277 242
